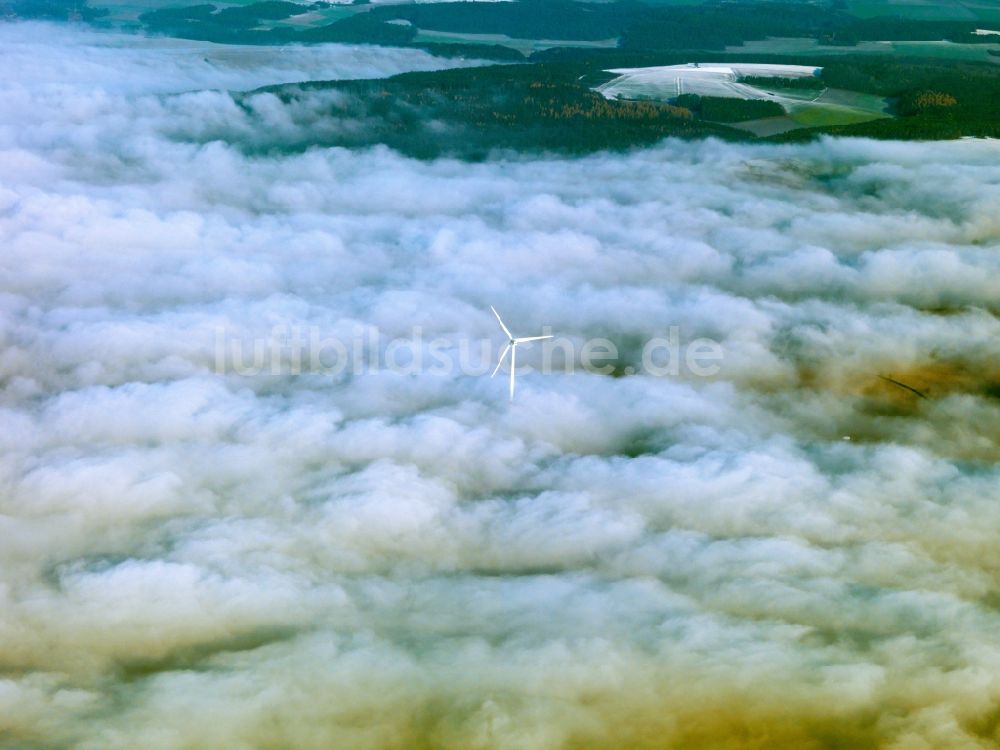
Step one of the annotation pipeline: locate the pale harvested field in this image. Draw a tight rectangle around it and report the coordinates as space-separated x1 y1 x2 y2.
596 63 890 131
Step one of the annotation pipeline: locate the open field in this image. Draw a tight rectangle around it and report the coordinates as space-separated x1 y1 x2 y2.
93 0 274 22
264 6 363 29
730 93 888 136
92 0 262 7
811 86 888 111
788 101 885 126
892 38 1000 58
847 0 1000 21
412 28 618 55
726 114 802 136
726 35 1000 62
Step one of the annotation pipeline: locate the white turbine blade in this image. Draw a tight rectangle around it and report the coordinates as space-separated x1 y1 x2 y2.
490 306 512 340
509 344 516 401
491 343 510 378
513 335 553 343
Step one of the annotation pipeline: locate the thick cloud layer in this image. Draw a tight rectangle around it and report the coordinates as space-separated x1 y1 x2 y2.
2 21 1000 750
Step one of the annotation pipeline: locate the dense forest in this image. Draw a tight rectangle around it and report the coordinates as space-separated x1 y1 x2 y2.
676 94 785 122
242 64 736 159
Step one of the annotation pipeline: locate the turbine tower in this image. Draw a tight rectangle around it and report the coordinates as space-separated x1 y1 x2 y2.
490 306 552 401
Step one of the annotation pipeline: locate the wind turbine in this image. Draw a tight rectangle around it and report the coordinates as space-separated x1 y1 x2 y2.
490 306 552 401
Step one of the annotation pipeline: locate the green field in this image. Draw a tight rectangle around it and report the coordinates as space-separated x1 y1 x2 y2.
725 95 888 133
262 5 361 30
846 0 1000 22
726 36 1000 63
809 87 890 111
412 28 619 55
94 0 275 15
728 115 801 136
762 84 889 127
96 0 363 27
892 39 1000 59
787 102 885 126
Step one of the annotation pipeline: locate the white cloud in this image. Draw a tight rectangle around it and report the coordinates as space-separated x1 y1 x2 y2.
2 21 1000 750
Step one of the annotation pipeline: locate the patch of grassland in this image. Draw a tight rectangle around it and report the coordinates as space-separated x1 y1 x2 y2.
787 102 888 126
847 0 977 21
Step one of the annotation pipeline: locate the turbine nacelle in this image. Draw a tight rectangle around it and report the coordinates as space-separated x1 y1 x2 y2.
490 306 553 401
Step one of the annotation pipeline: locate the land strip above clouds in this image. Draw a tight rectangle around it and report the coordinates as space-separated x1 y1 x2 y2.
12 0 1000 147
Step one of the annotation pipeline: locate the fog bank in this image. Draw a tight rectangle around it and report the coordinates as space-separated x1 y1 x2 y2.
2 22 1000 750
